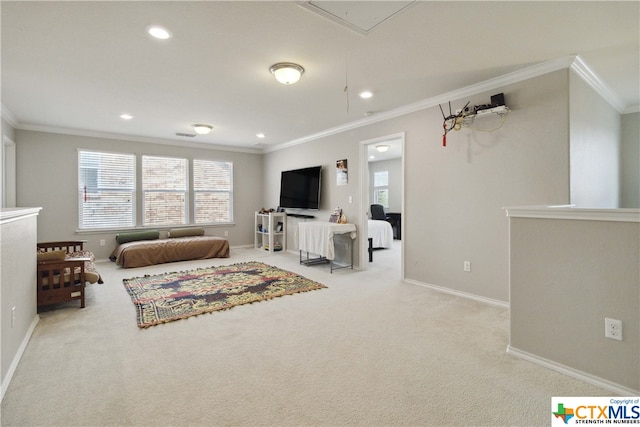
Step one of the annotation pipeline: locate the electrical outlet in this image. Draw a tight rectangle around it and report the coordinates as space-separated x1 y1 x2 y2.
99 239 106 247
605 318 623 341
224 231 229 237
464 261 471 272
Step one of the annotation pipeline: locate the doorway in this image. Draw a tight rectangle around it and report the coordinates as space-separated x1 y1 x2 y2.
3 136 16 208
358 132 404 277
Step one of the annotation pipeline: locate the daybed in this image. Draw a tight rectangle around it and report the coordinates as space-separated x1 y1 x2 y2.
36 241 102 309
110 228 230 268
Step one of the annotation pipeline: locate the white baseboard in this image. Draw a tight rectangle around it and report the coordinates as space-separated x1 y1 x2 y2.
1 314 39 401
403 278 509 309
231 244 254 249
507 345 639 396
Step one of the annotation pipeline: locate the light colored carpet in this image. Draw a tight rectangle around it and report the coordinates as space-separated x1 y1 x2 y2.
1 242 611 426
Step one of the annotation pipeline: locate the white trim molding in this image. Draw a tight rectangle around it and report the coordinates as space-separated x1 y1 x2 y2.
404 278 509 309
570 56 626 114
507 345 639 396
1 104 18 128
5 55 633 153
504 205 640 223
269 54 632 151
0 207 42 224
1 315 39 401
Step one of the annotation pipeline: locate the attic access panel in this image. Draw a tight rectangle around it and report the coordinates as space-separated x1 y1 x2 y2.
299 1 415 35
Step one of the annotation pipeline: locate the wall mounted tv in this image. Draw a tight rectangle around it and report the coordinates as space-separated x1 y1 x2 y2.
279 166 322 210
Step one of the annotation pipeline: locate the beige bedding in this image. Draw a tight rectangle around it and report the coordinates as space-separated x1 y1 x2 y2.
110 236 230 268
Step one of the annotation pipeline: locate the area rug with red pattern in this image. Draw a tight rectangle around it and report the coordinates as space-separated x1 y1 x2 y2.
123 261 326 328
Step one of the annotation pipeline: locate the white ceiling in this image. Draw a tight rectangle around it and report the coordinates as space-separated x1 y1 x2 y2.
2 1 638 152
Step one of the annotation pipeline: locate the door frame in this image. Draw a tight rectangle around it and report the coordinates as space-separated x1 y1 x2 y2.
358 132 405 278
2 135 16 208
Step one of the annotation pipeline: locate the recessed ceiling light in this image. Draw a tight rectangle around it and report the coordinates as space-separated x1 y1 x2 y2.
376 144 390 152
120 113 133 120
147 25 171 40
359 91 373 99
256 133 265 138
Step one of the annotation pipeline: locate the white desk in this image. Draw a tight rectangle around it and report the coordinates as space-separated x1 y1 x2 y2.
298 222 356 272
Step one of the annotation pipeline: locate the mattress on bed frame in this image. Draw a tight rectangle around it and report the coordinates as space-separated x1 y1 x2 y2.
368 219 394 249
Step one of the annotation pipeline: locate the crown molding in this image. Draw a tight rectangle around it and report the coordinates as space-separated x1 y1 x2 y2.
15 123 262 154
267 55 590 152
570 55 626 113
1 104 18 127
5 55 633 154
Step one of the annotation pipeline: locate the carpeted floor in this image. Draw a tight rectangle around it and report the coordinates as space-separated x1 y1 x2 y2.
1 243 613 426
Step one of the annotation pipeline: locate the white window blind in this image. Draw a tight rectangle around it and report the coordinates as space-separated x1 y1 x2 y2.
78 150 135 229
193 159 233 224
374 171 388 187
374 189 389 208
142 155 188 226
373 171 389 208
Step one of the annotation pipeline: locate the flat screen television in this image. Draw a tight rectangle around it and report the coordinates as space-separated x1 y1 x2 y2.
279 166 321 210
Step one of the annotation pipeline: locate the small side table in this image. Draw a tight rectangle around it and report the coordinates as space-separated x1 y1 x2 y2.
298 222 357 273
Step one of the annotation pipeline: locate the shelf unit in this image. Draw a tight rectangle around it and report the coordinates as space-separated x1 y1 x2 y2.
254 211 286 253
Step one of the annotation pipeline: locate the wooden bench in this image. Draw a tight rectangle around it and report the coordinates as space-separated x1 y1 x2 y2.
36 241 102 309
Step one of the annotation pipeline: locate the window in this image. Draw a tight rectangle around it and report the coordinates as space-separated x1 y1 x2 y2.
78 151 234 230
142 155 188 226
193 159 233 224
78 150 135 229
373 170 389 208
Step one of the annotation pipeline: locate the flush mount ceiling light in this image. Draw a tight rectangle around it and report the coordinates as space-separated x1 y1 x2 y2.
376 144 390 152
120 113 133 120
192 124 213 135
147 25 171 40
359 91 373 99
270 62 305 85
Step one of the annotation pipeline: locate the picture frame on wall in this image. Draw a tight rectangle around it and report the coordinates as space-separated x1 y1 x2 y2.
336 159 348 186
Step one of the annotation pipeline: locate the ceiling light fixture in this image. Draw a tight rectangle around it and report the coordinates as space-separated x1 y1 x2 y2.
376 144 390 152
256 133 265 138
359 91 373 99
192 124 213 135
120 113 133 120
270 62 305 85
147 25 171 40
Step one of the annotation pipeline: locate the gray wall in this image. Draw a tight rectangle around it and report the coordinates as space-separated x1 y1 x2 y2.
570 72 621 208
1 118 17 208
369 158 402 213
8 67 632 304
509 215 639 392
15 130 263 259
265 70 572 302
1 209 40 395
262 136 362 264
621 112 640 208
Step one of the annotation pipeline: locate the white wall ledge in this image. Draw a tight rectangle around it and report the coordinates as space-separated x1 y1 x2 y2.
504 205 640 222
0 207 42 224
